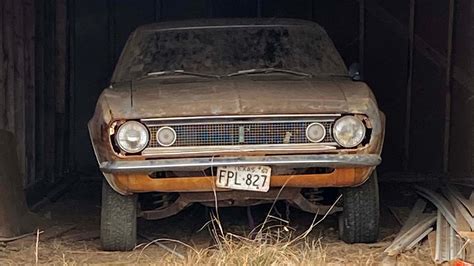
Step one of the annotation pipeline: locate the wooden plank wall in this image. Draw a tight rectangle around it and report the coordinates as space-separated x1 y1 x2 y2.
1 0 34 185
448 0 474 184
364 0 474 184
0 0 69 192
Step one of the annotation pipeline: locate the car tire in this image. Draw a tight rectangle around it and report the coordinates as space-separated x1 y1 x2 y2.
338 171 379 243
101 180 137 251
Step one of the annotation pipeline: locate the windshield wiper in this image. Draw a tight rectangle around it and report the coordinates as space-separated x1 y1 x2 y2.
138 70 220 80
227 68 311 77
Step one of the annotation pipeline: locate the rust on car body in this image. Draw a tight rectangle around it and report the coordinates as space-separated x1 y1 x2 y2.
88 18 385 219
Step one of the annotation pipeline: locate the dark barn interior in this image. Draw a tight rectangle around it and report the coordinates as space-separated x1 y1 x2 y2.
0 0 473 264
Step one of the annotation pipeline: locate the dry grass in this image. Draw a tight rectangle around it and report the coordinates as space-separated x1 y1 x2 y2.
0 183 434 265
0 217 432 265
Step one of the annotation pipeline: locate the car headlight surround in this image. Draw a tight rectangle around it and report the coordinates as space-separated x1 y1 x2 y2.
305 122 326 143
333 116 366 148
115 121 149 153
156 126 177 147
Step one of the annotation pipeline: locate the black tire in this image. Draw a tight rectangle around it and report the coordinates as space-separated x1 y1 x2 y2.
338 171 379 243
101 180 137 251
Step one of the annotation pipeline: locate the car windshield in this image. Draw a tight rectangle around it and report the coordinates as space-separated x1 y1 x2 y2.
112 24 348 83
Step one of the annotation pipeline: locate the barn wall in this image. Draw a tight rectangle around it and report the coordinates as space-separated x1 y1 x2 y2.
364 0 474 182
1 0 473 196
448 0 474 184
0 0 35 185
0 0 70 195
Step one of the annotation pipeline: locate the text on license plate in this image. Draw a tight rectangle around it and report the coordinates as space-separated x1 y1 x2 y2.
216 165 271 192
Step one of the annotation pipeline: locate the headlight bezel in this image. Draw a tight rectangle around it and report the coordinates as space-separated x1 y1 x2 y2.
332 115 367 148
114 121 150 154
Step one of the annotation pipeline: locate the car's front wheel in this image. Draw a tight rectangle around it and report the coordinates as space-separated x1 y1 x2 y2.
101 180 137 251
338 171 379 243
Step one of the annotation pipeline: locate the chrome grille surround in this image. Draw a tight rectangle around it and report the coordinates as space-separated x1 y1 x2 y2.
142 115 339 150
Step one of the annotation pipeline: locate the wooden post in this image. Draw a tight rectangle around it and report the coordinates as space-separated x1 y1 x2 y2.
67 0 76 174
359 0 365 79
24 0 36 186
4 0 15 133
0 130 37 237
55 0 67 178
44 0 56 182
107 0 116 68
35 0 46 183
154 0 161 22
443 0 455 173
13 0 27 184
0 0 5 129
403 0 416 171
257 0 262 18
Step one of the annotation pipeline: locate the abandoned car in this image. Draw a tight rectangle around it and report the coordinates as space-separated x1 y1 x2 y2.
89 19 385 251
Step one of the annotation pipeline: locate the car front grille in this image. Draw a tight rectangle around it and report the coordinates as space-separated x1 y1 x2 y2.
145 119 335 148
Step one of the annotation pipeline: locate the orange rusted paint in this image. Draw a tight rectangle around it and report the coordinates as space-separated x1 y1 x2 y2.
112 167 372 193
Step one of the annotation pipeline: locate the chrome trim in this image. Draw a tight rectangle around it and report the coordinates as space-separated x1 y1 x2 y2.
142 24 317 33
142 143 338 156
145 119 335 127
141 114 341 122
100 154 381 173
156 126 177 147
305 123 326 143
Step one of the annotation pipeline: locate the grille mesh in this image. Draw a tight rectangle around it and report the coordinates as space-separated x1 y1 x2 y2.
147 120 334 148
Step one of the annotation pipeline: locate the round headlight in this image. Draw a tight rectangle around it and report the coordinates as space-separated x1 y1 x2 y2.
115 121 149 153
156 127 177 147
333 116 366 148
305 123 326 143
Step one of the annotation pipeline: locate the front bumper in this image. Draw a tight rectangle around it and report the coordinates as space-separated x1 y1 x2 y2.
100 154 381 194
100 154 381 173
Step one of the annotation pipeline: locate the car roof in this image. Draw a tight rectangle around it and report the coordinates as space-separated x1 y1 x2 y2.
135 18 325 32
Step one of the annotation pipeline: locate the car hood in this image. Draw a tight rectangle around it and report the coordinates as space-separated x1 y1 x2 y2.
101 78 376 119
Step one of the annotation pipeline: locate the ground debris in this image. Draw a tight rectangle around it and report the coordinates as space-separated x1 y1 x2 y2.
384 202 436 256
384 185 473 264
61 230 100 242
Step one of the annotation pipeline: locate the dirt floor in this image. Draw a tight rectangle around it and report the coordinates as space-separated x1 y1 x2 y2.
0 181 434 265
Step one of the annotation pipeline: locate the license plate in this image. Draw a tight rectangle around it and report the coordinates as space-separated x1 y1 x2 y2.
216 166 271 192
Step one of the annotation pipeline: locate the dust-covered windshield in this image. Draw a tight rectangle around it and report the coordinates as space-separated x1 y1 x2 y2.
112 24 348 83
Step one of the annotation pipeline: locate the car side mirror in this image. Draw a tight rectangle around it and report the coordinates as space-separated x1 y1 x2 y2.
349 63 362 81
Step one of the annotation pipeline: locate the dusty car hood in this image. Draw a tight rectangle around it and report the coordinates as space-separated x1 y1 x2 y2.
103 78 375 119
